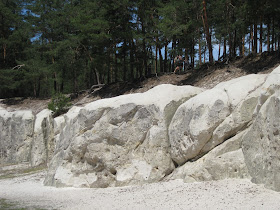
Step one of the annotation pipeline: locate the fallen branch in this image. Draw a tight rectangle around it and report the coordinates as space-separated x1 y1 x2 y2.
12 64 25 70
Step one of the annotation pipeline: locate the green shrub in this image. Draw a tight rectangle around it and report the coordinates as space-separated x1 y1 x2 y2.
48 93 72 117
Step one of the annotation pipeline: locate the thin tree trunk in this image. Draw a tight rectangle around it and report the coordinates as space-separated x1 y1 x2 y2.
141 22 148 77
250 25 254 53
199 38 202 65
171 36 176 71
272 16 275 51
223 38 227 59
155 37 158 74
159 46 163 73
60 68 65 92
229 33 232 57
254 23 258 53
242 36 245 56
267 21 270 52
164 41 168 72
33 83 37 98
107 49 111 84
185 48 188 66
130 40 134 81
36 79 41 98
202 0 213 64
278 32 280 51
114 44 118 82
204 45 206 63
218 43 221 60
233 30 237 57
123 39 127 81
260 17 263 53
3 44 6 63
191 37 195 68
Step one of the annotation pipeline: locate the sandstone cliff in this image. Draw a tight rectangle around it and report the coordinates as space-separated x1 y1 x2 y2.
1 66 280 191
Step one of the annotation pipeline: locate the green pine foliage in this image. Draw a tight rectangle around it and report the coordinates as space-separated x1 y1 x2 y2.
48 93 72 117
1 0 280 98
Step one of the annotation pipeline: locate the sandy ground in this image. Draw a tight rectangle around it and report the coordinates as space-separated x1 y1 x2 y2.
1 171 280 210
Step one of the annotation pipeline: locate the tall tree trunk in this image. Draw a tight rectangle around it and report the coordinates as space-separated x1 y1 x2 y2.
223 38 227 59
204 45 206 63
123 39 127 81
60 68 65 92
164 41 168 72
278 28 280 51
155 37 158 74
218 43 221 60
3 43 6 63
185 47 189 68
202 0 213 64
233 30 237 57
143 40 148 77
141 22 148 77
107 48 111 84
260 17 263 53
229 33 232 58
159 46 163 73
250 25 254 53
242 36 245 56
36 79 41 98
51 56 58 93
95 68 100 85
33 83 37 98
272 16 275 51
267 20 270 52
191 37 195 68
130 40 134 81
114 44 118 82
254 23 258 54
171 36 176 71
199 38 202 65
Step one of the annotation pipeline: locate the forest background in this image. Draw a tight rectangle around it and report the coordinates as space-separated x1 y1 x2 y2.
1 0 280 98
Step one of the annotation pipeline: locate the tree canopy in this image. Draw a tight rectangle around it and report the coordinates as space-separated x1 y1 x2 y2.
1 0 280 98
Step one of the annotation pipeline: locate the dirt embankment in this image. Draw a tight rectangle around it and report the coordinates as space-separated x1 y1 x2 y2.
1 51 280 113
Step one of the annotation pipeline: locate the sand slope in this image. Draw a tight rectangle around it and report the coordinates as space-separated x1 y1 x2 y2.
1 171 280 210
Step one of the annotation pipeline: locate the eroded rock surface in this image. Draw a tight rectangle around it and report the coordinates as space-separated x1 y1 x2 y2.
1 67 280 192
0 109 55 167
168 130 250 182
0 110 34 165
242 66 280 191
31 109 54 167
44 84 203 187
168 74 266 165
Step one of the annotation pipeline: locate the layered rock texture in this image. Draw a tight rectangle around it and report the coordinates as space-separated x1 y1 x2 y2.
43 85 203 187
0 108 54 167
1 66 280 191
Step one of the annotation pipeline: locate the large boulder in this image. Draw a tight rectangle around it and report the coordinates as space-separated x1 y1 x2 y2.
168 74 266 165
242 66 280 192
44 84 204 188
0 110 34 165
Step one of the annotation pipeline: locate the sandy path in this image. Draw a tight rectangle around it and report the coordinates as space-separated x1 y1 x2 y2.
0 171 280 210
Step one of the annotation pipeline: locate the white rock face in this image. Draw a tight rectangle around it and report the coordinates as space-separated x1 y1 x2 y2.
2 66 280 192
31 109 54 167
44 84 203 188
242 90 280 192
168 130 251 182
168 74 267 165
169 88 230 165
0 110 34 164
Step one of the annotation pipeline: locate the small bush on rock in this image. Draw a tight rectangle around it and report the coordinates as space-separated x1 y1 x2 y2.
48 93 72 117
